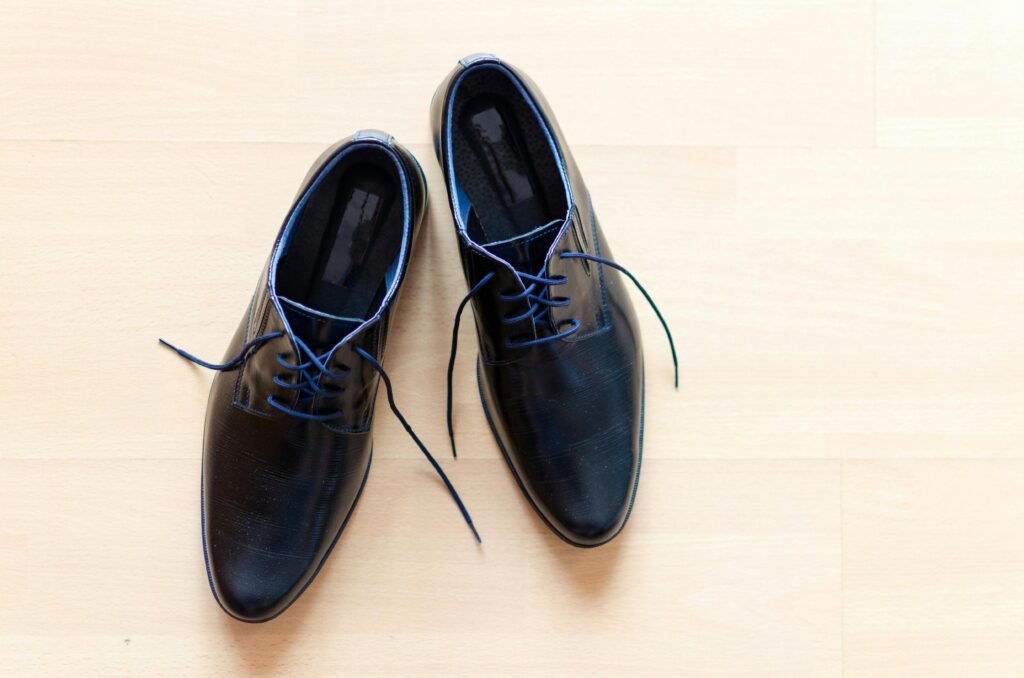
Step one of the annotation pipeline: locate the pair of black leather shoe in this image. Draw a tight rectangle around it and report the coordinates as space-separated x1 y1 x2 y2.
163 54 676 622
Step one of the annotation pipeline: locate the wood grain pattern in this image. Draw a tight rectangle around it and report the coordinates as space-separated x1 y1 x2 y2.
1 1 1022 675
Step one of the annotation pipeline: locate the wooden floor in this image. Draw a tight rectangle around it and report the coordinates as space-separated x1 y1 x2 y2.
2 1 1024 675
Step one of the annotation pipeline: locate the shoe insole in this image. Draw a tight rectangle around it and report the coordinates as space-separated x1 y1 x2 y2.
458 94 555 245
300 162 400 320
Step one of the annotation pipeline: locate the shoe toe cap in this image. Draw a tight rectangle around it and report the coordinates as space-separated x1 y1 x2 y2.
508 420 639 547
542 451 638 547
205 539 313 623
547 495 631 547
490 385 642 547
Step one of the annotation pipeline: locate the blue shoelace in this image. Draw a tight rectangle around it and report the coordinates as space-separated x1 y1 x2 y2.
446 251 678 458
159 330 481 543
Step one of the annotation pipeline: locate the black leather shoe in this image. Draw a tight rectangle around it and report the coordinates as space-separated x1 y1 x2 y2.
431 55 677 548
161 130 477 622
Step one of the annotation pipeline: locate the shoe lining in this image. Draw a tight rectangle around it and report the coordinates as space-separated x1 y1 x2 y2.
450 66 568 252
276 146 404 322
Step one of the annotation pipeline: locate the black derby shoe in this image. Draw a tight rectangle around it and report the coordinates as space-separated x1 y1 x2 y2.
432 55 677 548
162 131 477 622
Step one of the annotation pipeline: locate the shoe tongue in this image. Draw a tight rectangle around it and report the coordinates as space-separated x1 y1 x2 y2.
278 297 363 353
480 216 565 272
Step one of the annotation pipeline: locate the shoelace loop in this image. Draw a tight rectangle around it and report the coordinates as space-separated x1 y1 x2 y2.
497 269 578 347
159 330 481 543
446 251 678 459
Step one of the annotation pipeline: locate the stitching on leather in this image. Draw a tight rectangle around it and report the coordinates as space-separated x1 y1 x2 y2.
234 286 265 408
479 353 518 366
236 398 276 420
323 420 371 434
231 307 255 408
465 248 502 364
485 222 562 248
588 191 611 327
562 193 611 343
244 286 257 340
233 298 275 414
565 322 612 344
321 325 381 432
361 326 385 429
282 303 334 323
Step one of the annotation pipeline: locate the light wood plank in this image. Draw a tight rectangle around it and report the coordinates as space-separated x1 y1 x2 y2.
0 141 704 461
0 459 841 677
844 460 1024 676
7 143 1024 462
736 149 1024 241
877 0 1024 147
0 0 874 147
3 1 1024 674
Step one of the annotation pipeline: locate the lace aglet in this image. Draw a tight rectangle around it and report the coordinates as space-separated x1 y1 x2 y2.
468 521 482 544
158 337 188 358
158 332 283 372
447 385 458 459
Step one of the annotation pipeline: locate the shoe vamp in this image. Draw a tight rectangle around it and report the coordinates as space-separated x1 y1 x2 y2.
203 371 371 565
481 332 642 504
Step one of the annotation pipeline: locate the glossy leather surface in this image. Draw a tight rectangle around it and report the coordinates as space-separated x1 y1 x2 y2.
432 56 645 547
200 131 426 622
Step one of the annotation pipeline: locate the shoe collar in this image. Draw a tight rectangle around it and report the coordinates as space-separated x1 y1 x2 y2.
265 138 413 357
443 59 575 287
